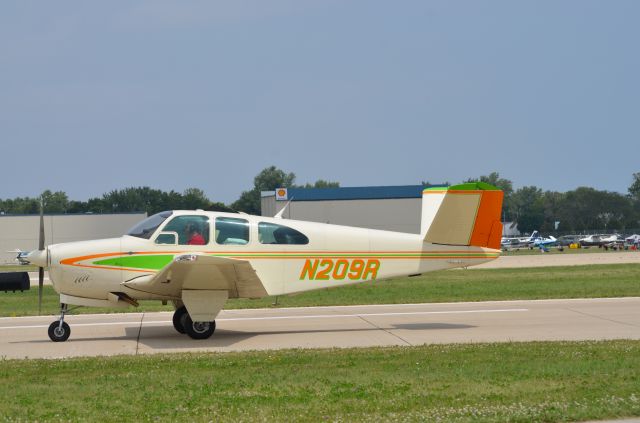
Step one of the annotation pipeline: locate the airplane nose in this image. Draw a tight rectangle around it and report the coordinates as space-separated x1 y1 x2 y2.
26 249 48 267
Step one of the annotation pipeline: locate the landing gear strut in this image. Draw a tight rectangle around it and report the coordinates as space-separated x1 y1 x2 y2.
48 303 71 342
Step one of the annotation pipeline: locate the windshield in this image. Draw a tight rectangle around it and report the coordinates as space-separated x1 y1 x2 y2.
126 211 173 239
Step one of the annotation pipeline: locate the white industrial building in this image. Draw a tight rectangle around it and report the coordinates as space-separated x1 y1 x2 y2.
261 185 426 234
262 185 516 237
0 213 146 264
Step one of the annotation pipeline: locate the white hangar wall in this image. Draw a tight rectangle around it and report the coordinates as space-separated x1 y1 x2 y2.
261 186 425 234
0 213 146 264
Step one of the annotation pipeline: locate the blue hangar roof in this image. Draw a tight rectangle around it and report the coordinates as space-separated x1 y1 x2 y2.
282 185 432 201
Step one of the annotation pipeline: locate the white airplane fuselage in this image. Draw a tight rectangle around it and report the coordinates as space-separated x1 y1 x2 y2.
44 211 499 306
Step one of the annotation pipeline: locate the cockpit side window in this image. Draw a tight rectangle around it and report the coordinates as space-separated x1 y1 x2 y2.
258 222 309 245
215 217 249 245
127 211 173 239
160 215 210 245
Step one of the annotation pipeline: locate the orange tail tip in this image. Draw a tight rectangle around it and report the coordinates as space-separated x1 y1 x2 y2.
421 182 503 249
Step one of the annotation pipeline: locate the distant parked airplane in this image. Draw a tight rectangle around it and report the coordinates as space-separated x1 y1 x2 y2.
532 234 557 248
578 235 603 247
500 231 541 248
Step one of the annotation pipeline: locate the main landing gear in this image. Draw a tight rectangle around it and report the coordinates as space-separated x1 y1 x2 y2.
172 306 216 340
46 303 216 342
48 303 71 342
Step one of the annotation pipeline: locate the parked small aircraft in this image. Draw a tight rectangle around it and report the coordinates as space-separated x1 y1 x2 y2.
500 231 540 248
600 234 624 244
532 234 557 248
15 183 503 342
578 235 604 247
625 234 640 245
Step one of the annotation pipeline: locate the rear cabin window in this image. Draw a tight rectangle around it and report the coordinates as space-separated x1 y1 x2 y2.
216 217 249 245
159 215 210 245
258 222 309 245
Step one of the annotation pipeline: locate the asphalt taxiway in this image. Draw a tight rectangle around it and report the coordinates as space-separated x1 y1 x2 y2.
0 297 638 360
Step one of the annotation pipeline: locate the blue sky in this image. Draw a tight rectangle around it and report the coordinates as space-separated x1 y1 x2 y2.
1 1 638 203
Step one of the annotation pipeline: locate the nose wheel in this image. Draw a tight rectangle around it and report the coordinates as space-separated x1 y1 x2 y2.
48 303 71 342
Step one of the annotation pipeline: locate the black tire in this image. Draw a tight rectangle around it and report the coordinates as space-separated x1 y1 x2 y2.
172 306 188 334
48 321 71 342
183 314 216 340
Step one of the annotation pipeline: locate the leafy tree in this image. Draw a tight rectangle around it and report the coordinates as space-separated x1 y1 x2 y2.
554 187 632 232
182 188 210 210
0 197 39 214
99 187 184 215
465 172 514 221
300 180 340 189
66 200 89 214
629 172 640 200
470 172 514 197
232 166 297 214
421 180 450 187
206 202 235 213
540 191 565 232
41 190 69 213
510 186 544 233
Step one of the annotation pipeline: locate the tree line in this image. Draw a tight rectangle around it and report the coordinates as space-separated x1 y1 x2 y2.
467 172 640 233
2 167 639 234
0 166 338 217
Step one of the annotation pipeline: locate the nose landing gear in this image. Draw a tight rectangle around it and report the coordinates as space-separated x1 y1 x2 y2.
48 303 71 342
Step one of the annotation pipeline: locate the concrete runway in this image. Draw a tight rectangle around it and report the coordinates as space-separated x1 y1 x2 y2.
1 297 638 360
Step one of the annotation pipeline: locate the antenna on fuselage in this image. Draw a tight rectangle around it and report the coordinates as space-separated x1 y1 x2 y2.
274 197 293 219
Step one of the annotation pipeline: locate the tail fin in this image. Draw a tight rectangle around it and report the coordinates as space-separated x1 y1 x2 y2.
421 182 503 249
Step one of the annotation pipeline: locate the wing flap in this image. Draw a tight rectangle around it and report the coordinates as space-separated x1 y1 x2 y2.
122 254 267 299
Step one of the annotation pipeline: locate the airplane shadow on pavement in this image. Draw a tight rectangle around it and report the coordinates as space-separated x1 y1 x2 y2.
8 322 474 349
133 322 476 350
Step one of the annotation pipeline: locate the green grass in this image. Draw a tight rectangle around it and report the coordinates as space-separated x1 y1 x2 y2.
0 341 638 422
1 264 639 317
0 265 37 272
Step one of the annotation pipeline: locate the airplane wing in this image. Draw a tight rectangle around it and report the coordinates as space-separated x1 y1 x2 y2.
122 254 268 299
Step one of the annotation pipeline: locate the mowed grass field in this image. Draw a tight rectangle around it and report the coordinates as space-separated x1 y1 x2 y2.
1 263 639 317
1 341 639 422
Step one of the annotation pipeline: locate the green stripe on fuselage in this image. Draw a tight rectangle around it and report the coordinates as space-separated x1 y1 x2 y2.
94 255 175 270
91 252 498 271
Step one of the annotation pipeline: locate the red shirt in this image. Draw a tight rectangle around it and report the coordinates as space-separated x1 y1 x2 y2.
188 233 206 245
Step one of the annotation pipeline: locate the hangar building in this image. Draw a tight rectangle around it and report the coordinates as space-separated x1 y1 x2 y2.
261 185 427 234
0 213 146 264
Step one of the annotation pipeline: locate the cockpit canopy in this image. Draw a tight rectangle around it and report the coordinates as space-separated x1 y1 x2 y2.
126 211 310 246
126 211 173 239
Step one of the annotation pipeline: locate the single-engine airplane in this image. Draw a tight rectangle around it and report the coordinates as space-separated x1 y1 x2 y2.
532 234 557 249
16 182 503 342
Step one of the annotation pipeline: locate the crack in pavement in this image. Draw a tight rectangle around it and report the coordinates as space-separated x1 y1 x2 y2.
358 315 412 346
566 308 640 328
135 312 145 355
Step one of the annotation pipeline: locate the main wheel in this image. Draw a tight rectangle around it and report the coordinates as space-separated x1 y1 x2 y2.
172 306 188 334
183 314 216 340
48 321 71 342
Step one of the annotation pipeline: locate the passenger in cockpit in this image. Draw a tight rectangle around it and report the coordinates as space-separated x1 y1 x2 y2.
185 222 206 245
